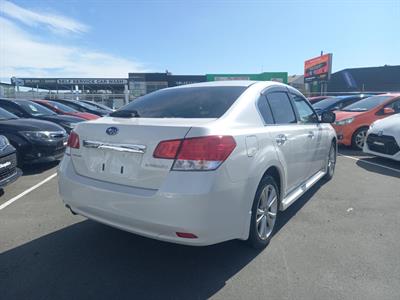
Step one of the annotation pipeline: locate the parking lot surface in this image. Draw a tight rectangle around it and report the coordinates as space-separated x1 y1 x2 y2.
1 150 399 300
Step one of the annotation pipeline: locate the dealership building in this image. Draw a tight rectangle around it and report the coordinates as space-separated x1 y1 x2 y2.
10 71 288 103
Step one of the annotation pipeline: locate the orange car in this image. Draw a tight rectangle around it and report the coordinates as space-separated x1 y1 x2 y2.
333 93 400 150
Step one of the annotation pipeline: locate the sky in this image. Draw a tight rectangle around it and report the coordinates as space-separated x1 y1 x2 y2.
0 0 399 82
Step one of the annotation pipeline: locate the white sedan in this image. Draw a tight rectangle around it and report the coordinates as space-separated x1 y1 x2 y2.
58 81 337 248
364 113 400 161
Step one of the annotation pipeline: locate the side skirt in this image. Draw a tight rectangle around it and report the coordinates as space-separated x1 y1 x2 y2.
279 170 326 210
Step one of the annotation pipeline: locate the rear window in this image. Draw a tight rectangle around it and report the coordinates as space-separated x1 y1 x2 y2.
116 86 247 118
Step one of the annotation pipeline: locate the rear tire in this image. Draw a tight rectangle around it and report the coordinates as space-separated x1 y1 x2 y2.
247 176 279 250
351 127 368 150
323 142 336 181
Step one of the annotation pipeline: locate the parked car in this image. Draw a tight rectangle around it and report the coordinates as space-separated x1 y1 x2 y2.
0 99 84 133
32 100 99 120
363 113 400 161
308 96 332 104
51 99 110 116
80 100 114 112
333 94 400 150
0 107 67 165
313 94 371 115
59 81 337 249
0 135 22 189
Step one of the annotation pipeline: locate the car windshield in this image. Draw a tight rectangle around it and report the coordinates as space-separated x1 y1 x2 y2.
115 86 247 118
47 101 78 113
313 97 342 110
341 95 392 112
0 107 18 120
16 101 57 116
73 101 99 110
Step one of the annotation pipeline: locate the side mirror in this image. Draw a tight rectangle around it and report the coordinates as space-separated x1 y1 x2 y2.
383 107 395 115
321 111 336 123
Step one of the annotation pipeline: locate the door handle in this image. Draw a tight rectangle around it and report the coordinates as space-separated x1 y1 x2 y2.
276 134 287 146
307 131 315 139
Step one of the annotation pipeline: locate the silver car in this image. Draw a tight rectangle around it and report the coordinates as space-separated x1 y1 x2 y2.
58 81 337 249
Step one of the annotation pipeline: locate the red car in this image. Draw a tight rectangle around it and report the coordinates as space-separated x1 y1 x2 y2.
333 93 400 150
33 100 99 120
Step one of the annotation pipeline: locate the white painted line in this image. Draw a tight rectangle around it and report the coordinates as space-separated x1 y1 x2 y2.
338 154 400 173
0 173 57 210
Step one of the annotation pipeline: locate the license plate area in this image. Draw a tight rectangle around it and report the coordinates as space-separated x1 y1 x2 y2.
86 148 143 178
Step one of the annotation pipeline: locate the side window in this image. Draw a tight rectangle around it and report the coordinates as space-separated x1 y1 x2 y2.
266 92 296 124
257 95 274 124
386 99 400 113
291 94 319 124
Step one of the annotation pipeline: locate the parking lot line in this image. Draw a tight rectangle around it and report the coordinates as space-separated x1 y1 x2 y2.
0 173 57 210
338 154 400 173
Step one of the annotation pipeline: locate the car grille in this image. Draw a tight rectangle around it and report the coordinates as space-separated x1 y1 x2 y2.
366 134 400 155
0 153 17 181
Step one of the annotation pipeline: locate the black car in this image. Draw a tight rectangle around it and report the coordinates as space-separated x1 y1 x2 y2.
0 108 68 165
80 100 114 112
0 135 22 189
0 99 84 133
312 94 372 115
51 99 109 116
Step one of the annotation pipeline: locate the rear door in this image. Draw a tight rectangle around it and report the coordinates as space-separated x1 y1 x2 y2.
263 90 310 194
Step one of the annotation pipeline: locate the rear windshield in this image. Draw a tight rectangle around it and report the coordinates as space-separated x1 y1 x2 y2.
116 86 247 118
342 96 392 112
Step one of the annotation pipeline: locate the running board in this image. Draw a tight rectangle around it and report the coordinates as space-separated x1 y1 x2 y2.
280 171 326 210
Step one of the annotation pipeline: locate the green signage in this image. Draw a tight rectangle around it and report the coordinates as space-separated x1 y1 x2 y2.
206 72 288 84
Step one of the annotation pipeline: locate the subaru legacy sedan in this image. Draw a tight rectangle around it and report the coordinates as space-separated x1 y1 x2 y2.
58 81 337 249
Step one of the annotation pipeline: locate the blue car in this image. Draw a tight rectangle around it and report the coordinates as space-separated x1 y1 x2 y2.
312 94 372 115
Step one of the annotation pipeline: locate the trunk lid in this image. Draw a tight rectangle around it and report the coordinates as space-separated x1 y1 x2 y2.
70 117 214 189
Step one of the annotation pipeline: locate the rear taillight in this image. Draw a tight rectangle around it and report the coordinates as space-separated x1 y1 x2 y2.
67 131 80 149
153 135 236 171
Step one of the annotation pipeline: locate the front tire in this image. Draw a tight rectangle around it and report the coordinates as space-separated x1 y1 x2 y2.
352 127 368 150
247 176 279 250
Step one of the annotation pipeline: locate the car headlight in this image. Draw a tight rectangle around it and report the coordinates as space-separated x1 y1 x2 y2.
0 135 10 149
19 131 59 141
335 117 354 126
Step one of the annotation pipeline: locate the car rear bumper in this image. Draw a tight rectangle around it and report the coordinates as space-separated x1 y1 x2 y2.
58 155 250 246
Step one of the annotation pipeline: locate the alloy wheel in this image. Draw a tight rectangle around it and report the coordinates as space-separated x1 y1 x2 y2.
256 184 278 240
328 144 336 177
355 129 367 149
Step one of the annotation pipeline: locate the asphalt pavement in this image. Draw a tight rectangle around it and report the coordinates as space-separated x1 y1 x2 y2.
0 150 399 300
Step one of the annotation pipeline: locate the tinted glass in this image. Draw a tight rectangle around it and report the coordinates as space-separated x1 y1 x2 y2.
0 107 18 120
47 101 78 113
117 86 247 118
342 96 392 112
16 101 56 116
385 99 400 113
257 95 274 124
266 92 296 124
292 94 318 123
0 102 23 116
313 97 341 111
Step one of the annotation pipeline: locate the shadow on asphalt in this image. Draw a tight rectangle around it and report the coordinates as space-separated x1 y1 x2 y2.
0 180 324 300
356 158 400 178
20 161 59 176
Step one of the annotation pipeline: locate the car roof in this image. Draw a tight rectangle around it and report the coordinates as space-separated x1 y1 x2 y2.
167 80 287 90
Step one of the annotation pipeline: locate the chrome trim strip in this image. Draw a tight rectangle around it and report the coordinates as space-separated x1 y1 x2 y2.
82 140 146 154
